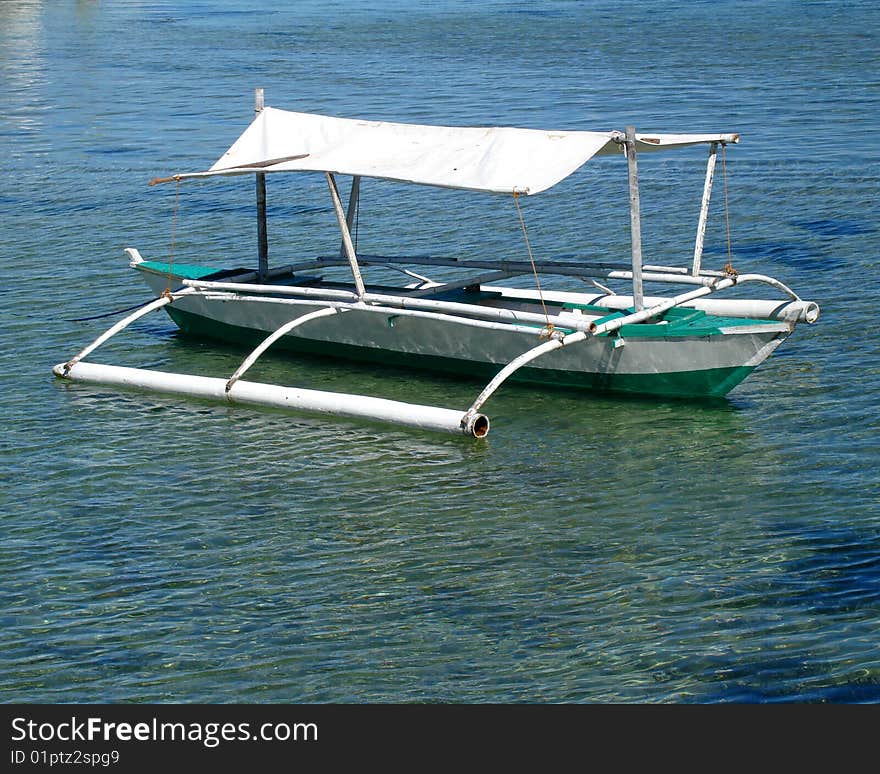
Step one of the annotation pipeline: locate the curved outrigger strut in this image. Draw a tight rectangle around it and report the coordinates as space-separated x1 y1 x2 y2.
461 272 799 422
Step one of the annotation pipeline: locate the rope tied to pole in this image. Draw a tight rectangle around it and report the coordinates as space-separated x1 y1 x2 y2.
164 176 181 294
721 143 737 277
512 190 554 338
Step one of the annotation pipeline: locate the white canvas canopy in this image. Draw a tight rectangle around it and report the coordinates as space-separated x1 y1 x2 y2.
165 106 738 195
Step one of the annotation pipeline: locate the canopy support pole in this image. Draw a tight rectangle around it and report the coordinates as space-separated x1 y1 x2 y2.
255 88 269 282
326 172 366 298
692 142 718 276
339 175 360 260
624 126 644 311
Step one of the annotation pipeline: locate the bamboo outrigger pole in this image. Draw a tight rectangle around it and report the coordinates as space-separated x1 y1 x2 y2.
53 292 489 437
255 88 269 282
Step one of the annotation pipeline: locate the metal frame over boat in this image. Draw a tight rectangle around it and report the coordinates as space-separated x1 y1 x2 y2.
54 90 819 437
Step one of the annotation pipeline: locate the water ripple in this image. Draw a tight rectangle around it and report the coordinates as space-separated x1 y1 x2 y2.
2 0 879 704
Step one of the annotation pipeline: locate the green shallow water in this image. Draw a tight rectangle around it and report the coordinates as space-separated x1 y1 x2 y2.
2 0 879 703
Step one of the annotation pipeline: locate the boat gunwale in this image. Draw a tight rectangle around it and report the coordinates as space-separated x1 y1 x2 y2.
135 260 792 340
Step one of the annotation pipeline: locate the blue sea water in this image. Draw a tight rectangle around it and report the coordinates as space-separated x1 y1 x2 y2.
1 0 878 703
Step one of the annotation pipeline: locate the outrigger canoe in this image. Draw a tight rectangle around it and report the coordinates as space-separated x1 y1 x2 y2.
54 90 819 437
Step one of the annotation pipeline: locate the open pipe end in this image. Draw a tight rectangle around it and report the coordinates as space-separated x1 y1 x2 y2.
463 412 490 438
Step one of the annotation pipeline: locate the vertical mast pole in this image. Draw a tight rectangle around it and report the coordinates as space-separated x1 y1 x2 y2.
691 141 718 276
339 175 361 260
255 88 269 283
624 126 644 311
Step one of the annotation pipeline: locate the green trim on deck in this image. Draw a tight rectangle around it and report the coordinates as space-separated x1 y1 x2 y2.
163 306 755 398
562 301 772 338
618 311 769 338
138 261 224 280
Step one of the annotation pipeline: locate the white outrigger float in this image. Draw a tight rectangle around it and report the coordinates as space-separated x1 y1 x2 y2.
55 90 819 437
